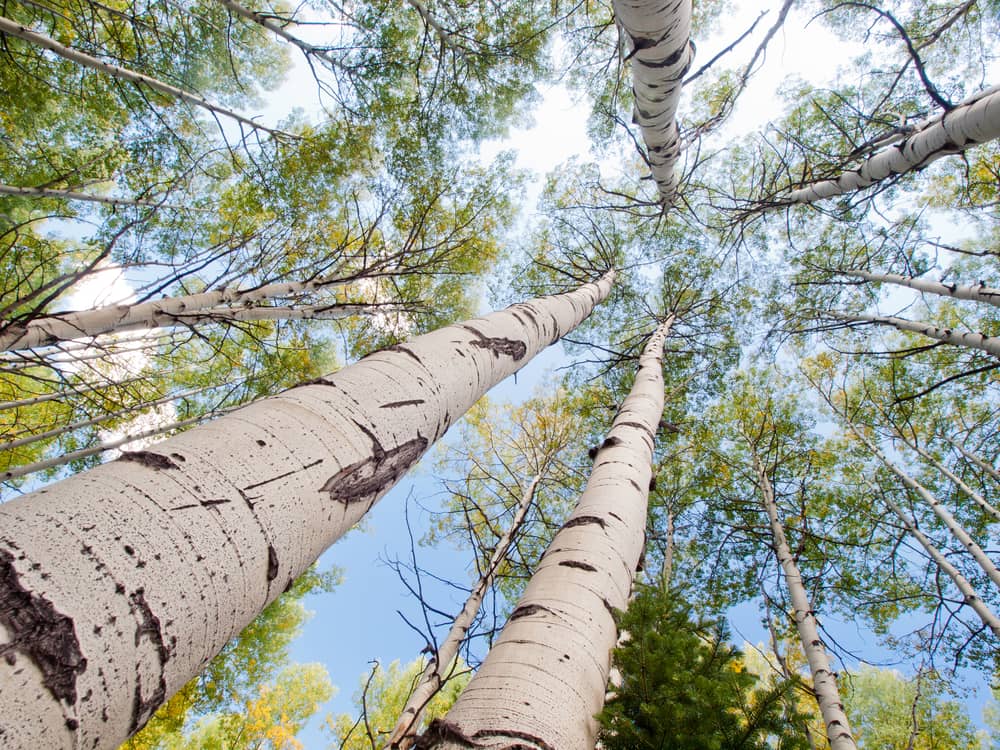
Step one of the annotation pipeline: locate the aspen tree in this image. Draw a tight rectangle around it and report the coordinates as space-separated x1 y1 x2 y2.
418 316 672 750
0 272 613 750
753 455 857 750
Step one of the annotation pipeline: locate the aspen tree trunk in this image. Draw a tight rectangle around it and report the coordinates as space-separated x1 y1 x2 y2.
835 269 1000 309
753 456 857 750
863 479 1000 636
828 310 1000 357
0 184 195 210
948 438 1000 485
386 474 544 749
214 0 348 69
855 431 1000 588
898 437 1000 522
0 272 613 750
0 16 289 138
419 316 672 750
0 283 381 350
787 84 1000 203
610 0 693 204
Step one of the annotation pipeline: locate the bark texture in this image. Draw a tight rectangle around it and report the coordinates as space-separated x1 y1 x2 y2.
901 439 1000 523
866 480 1000 637
611 0 693 204
386 474 543 749
0 272 613 750
754 459 856 750
419 316 672 750
829 311 1000 357
836 269 1000 309
787 85 1000 203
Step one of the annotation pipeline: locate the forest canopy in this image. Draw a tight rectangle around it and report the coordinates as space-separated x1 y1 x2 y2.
0 0 998 747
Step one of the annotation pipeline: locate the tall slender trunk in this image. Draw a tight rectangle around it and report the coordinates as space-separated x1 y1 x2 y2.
0 184 196 210
419 316 672 750
827 310 1000 357
610 0 693 203
948 438 1000 485
863 479 1000 636
659 508 674 594
0 272 613 750
387 474 543 749
0 15 290 138
786 84 1000 203
0 283 383 350
213 0 348 70
895 435 1000 522
835 268 1000 309
856 431 1000 589
753 456 857 750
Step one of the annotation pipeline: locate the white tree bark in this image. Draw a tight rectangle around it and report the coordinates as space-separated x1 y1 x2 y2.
862 479 1000 637
420 316 672 750
828 310 1000 357
386 474 543 749
754 457 857 750
0 184 197 210
611 0 693 204
897 437 1000 523
835 268 1000 309
0 15 289 138
948 438 1000 485
0 272 613 750
787 85 1000 203
858 432 1000 589
0 273 371 351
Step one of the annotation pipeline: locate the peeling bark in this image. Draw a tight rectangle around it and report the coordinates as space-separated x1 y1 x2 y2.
419 316 672 750
0 272 613 749
787 85 1000 203
611 0 693 203
754 458 857 750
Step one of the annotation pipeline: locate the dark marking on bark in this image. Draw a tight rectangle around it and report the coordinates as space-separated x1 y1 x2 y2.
127 588 168 732
118 450 179 470
387 344 422 363
243 457 324 491
588 445 599 461
379 399 426 409
296 376 336 387
629 478 642 492
414 718 477 748
601 436 623 450
618 420 654 438
649 476 657 492
472 729 557 750
320 422 428 503
658 420 680 434
602 597 617 618
608 511 623 522
169 452 185 462
563 515 606 529
256 439 267 447
267 546 279 582
460 324 527 361
509 603 552 620
559 560 598 571
0 548 86 706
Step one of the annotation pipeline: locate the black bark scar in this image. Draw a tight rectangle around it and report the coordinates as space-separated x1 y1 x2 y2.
509 603 552 621
0 549 86 706
319 422 428 503
559 560 598 571
118 451 179 470
267 546 279 582
380 399 425 408
472 729 557 750
460 324 527 361
128 588 168 732
563 515 606 530
415 718 477 748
